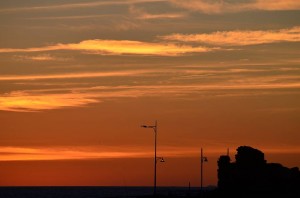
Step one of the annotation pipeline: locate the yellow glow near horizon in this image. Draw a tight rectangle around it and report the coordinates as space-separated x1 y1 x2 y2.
1 146 299 162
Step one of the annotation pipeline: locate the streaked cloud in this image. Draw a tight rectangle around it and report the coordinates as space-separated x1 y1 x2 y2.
170 0 300 14
13 54 69 61
3 0 299 15
1 145 299 161
0 39 213 56
0 146 149 161
0 146 204 161
129 6 186 20
160 26 300 46
1 78 300 112
25 14 122 21
250 0 300 11
0 91 99 112
0 70 154 81
138 13 186 20
0 0 166 13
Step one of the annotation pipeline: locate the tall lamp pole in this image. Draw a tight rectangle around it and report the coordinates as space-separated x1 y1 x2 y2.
141 121 164 196
200 148 208 190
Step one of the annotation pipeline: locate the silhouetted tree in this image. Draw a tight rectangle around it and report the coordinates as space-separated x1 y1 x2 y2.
217 146 300 197
217 155 231 190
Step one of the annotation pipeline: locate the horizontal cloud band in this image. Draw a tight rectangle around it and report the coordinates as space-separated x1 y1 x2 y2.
170 0 300 14
0 146 204 161
1 27 299 57
160 26 300 46
1 146 298 161
1 82 300 112
0 39 212 56
1 0 300 14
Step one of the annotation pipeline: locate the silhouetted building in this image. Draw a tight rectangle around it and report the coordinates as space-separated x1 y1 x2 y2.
218 146 300 196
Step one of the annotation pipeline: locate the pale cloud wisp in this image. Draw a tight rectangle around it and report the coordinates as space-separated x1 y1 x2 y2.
170 0 300 14
161 26 300 46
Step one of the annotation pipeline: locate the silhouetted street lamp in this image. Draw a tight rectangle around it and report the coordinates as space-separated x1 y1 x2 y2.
141 121 164 196
200 148 208 190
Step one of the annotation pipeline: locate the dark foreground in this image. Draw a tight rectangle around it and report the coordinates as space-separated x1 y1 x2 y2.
1 186 299 198
0 186 205 198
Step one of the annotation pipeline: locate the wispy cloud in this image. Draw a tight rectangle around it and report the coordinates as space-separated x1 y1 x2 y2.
3 0 299 15
129 5 186 20
0 70 154 81
160 26 300 46
1 64 299 112
138 13 186 20
1 79 300 112
0 91 99 112
6 27 297 56
13 54 70 61
170 0 300 14
0 146 150 161
25 14 122 21
0 39 213 56
250 0 300 11
0 0 166 13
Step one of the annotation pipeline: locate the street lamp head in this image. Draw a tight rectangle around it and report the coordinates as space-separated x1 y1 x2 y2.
141 125 156 129
140 120 158 196
160 157 165 163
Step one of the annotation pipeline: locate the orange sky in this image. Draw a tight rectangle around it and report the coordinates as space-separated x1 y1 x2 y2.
0 0 300 186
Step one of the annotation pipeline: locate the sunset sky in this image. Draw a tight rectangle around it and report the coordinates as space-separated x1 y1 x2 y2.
0 0 300 187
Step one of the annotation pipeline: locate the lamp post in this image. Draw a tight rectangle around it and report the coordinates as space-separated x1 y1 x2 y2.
200 148 208 191
141 120 164 196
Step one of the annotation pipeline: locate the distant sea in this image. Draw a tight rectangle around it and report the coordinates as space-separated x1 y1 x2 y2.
0 186 208 198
